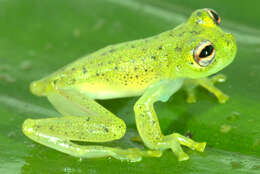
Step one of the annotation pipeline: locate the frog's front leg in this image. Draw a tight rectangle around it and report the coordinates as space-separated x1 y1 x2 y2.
183 74 229 104
23 88 161 162
134 79 206 161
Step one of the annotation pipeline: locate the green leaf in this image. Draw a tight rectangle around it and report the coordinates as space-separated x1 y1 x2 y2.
1 0 260 173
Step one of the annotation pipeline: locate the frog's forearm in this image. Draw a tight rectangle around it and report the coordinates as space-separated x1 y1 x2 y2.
134 80 182 147
133 84 177 148
198 76 229 103
134 79 206 161
184 74 229 104
134 96 163 149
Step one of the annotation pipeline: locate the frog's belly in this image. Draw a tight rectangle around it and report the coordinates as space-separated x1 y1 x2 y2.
75 82 146 100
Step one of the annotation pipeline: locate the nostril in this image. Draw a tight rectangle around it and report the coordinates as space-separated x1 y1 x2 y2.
226 33 235 41
226 40 231 47
225 33 236 47
224 33 237 58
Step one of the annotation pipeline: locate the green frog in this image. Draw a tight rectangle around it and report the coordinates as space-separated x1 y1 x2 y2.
23 8 237 162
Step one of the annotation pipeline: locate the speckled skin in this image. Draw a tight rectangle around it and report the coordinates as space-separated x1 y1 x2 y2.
23 9 237 162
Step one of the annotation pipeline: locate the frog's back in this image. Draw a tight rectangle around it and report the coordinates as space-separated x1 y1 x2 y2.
31 33 174 99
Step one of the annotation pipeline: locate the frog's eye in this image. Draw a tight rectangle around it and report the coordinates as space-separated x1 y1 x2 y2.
207 9 221 25
193 41 215 67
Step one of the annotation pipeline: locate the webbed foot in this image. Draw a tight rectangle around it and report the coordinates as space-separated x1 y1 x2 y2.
162 133 206 161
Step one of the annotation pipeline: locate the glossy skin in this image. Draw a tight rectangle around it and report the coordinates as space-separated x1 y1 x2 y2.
23 9 237 162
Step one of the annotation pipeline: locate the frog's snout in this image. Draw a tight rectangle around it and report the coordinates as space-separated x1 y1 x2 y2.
223 33 237 59
225 33 237 58
226 33 236 48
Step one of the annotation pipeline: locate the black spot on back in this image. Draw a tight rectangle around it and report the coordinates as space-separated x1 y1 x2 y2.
109 49 115 53
82 67 87 74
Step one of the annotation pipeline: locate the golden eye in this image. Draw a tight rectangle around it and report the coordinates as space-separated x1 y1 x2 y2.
207 9 221 25
193 40 216 67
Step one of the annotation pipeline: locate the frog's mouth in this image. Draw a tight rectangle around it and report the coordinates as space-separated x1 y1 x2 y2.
216 33 237 72
226 33 237 63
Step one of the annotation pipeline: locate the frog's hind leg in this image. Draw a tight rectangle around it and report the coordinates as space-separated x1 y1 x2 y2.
22 89 161 162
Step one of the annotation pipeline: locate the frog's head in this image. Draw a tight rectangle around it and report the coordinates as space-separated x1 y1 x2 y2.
173 8 237 79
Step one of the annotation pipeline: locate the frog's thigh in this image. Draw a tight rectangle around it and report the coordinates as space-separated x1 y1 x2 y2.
183 79 199 103
183 75 229 104
42 88 127 141
46 88 114 117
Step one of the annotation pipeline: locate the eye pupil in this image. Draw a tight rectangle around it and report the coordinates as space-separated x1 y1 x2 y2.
193 40 215 67
199 45 214 58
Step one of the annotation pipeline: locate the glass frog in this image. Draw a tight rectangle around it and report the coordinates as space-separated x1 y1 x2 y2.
23 8 237 162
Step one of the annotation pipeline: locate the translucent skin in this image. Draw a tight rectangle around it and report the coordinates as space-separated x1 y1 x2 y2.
23 8 237 162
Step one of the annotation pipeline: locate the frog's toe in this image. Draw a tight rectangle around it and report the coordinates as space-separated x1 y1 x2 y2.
195 142 206 152
211 74 227 83
114 155 142 162
125 153 142 162
177 151 190 161
217 94 229 104
112 148 143 162
131 136 143 143
185 89 197 103
186 95 197 103
146 150 162 157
